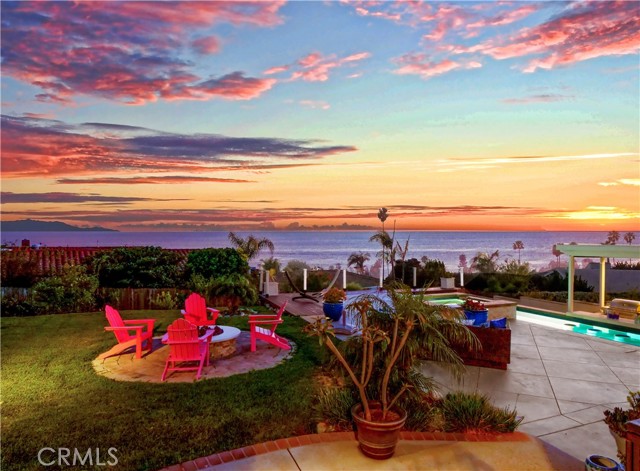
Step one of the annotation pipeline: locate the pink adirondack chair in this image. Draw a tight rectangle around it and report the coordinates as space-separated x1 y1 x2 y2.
99 305 155 360
161 318 214 381
181 293 220 327
249 302 290 352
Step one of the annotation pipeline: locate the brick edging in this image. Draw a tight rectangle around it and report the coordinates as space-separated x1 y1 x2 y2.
159 431 532 470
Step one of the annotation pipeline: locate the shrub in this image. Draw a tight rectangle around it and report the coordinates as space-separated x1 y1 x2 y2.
0 251 41 287
209 273 258 311
345 282 363 291
0 290 37 316
186 248 248 280
84 247 183 288
313 388 357 431
439 392 522 433
150 291 178 310
31 266 99 314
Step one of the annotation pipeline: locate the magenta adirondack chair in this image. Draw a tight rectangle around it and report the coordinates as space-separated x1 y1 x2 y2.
99 305 155 360
249 302 290 352
181 293 220 327
161 318 213 381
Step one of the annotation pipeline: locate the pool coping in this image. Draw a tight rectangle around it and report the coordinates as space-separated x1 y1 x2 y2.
518 306 640 335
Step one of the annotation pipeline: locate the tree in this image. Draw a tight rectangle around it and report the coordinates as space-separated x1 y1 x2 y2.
512 240 525 263
395 237 410 282
227 232 274 262
369 230 393 279
624 232 636 245
458 254 467 270
347 251 370 275
604 231 620 245
471 250 500 273
552 245 562 265
377 208 389 280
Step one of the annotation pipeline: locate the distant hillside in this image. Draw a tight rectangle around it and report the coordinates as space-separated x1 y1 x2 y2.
1 219 117 232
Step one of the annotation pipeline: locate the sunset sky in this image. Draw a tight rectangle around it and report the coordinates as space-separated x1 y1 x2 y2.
1 0 639 232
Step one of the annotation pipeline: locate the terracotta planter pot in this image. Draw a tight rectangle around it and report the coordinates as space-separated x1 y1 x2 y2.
351 402 407 460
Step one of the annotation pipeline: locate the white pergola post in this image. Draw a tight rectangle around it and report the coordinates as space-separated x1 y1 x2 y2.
567 255 575 313
599 257 607 311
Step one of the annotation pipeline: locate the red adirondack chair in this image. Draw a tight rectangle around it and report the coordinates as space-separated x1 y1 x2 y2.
249 302 290 352
181 293 220 327
99 305 155 360
161 318 214 381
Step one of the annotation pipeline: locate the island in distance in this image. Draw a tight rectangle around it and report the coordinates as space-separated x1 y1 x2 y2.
1 219 117 232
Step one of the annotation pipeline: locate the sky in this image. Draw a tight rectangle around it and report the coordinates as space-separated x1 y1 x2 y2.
1 0 639 232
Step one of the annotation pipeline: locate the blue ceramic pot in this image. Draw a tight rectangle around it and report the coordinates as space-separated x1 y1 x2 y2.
323 302 344 321
464 309 488 326
584 455 619 471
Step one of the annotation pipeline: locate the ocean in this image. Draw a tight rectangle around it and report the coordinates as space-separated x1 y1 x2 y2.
1 230 621 272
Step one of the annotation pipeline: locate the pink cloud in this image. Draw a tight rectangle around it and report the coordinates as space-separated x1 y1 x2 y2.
501 94 575 104
2 2 285 104
191 36 221 54
289 51 371 82
472 1 640 72
1 115 357 178
161 73 276 101
299 100 331 110
392 53 480 79
466 4 539 30
263 65 290 75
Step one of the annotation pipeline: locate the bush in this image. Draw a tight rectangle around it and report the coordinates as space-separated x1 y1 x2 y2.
0 290 37 316
186 248 249 280
345 282 363 291
150 291 178 310
84 247 183 288
31 266 99 314
439 392 522 433
1 251 41 287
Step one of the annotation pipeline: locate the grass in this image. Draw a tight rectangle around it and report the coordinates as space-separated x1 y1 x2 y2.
1 309 325 470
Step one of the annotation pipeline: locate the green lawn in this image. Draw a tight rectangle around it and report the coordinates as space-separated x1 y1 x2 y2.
1 309 325 470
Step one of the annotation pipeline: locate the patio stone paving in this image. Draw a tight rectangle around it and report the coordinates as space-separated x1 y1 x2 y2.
418 316 639 462
93 331 293 383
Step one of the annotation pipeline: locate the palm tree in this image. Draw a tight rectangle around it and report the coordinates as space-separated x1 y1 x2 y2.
604 231 620 245
369 230 393 279
228 232 274 262
347 251 370 275
377 208 389 280
624 232 636 245
512 240 524 263
471 250 500 273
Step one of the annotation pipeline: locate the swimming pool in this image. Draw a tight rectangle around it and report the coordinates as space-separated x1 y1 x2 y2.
517 307 640 347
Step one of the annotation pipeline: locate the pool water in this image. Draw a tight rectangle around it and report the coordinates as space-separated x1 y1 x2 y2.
517 309 640 347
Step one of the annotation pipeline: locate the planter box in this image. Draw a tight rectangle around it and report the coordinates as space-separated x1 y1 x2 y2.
451 325 511 370
440 277 456 289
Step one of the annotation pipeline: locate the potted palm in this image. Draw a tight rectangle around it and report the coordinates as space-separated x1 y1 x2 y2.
306 283 477 459
603 390 640 462
322 287 347 321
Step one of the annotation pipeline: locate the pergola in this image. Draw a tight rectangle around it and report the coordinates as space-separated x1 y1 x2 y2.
555 243 640 313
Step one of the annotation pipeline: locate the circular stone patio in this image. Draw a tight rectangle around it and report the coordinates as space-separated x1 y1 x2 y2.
92 331 295 383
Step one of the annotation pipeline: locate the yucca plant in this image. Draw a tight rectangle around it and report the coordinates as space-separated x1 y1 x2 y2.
305 282 479 422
